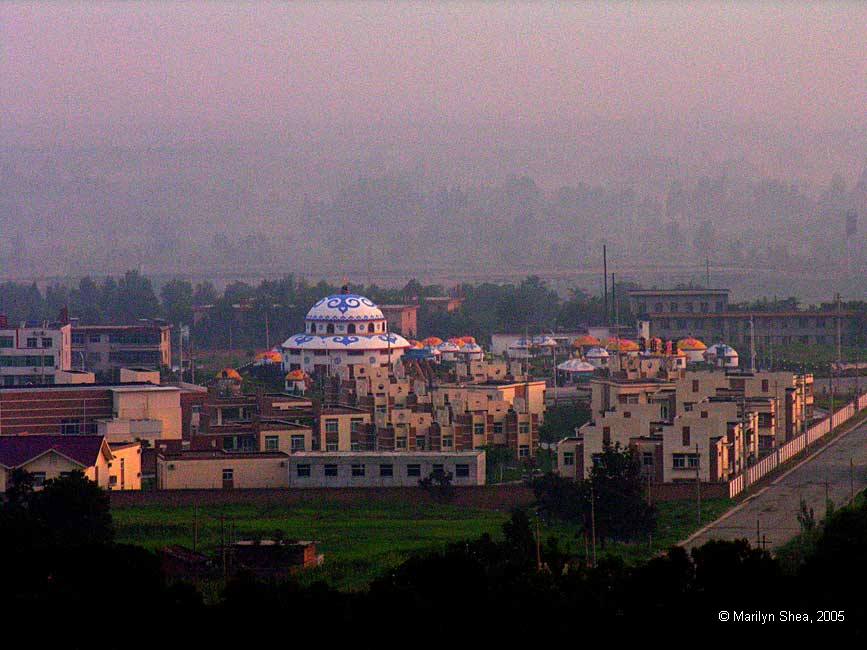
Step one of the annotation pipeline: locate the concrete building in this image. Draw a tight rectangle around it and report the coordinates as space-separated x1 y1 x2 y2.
71 322 172 379
0 318 72 386
0 382 182 444
379 304 419 337
287 450 486 487
628 288 856 347
0 435 141 491
560 365 812 485
156 449 289 489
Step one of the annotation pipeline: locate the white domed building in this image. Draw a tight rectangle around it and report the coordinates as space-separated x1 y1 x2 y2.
585 346 610 369
705 343 739 369
281 292 410 378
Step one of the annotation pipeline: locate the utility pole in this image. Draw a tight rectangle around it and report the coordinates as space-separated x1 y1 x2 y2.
602 245 608 327
590 481 597 568
695 442 701 526
749 316 756 372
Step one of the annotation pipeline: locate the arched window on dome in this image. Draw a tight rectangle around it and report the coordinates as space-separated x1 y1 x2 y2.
309 323 315 333
327 323 335 334
368 323 375 333
348 324 356 334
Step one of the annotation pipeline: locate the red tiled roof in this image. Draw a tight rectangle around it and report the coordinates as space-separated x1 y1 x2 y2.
0 435 105 468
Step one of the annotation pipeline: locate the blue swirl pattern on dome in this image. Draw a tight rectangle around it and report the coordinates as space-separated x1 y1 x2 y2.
332 336 360 346
305 294 383 322
313 294 375 314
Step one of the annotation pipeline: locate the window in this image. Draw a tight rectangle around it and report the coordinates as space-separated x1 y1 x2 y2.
41 337 52 348
672 454 686 469
761 379 769 392
519 422 530 434
493 422 504 435
441 435 453 449
379 464 393 477
395 437 407 449
264 435 279 451
61 419 81 435
687 454 700 469
350 417 365 432
351 464 365 477
326 442 338 452
642 452 654 466
0 336 13 348
623 411 631 419
324 464 338 477
31 472 46 487
692 379 699 393
296 464 311 477
669 302 679 312
26 337 37 348
602 426 611 445
562 452 575 466
222 469 234 481
518 445 530 458
324 419 339 434
432 463 444 474
407 463 421 477
290 435 305 451
700 411 708 419
455 464 470 478
473 422 485 435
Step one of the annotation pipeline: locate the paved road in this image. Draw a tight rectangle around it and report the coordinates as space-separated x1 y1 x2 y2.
683 419 867 551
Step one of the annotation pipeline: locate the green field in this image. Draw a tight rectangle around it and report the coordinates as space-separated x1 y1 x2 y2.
113 496 732 591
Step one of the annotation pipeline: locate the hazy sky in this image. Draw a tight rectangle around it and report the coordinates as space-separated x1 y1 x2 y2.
2 2 865 149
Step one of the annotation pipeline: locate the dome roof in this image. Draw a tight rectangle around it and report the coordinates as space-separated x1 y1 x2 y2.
585 346 610 358
573 335 601 347
677 337 707 351
285 370 306 381
706 343 738 356
606 338 639 351
557 359 596 372
460 342 483 352
306 294 383 322
438 341 461 352
255 350 283 363
282 332 411 352
459 336 476 345
422 336 443 346
217 368 242 381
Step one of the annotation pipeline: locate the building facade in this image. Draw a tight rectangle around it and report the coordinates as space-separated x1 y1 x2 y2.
0 319 72 386
71 322 172 378
628 288 856 347
287 450 485 487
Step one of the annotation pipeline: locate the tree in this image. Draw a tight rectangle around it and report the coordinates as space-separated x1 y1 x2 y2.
538 403 591 445
161 278 194 326
585 443 656 543
418 468 454 502
4 468 35 510
532 473 584 525
114 270 161 323
30 471 114 547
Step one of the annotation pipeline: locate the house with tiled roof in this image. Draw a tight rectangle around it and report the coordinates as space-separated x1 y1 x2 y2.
0 435 141 492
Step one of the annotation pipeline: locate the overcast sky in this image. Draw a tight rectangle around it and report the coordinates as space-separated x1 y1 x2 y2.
2 2 865 149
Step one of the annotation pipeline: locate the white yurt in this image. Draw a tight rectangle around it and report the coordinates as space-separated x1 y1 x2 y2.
704 343 739 369
557 358 597 383
585 346 610 369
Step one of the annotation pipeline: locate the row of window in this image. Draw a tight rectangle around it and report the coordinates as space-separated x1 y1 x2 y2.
0 336 53 349
295 462 472 478
263 434 306 451
0 355 55 367
307 321 385 334
672 453 700 469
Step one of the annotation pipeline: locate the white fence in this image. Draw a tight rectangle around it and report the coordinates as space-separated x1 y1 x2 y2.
729 393 867 498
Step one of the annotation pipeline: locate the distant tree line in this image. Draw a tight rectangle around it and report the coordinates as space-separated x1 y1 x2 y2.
0 272 638 350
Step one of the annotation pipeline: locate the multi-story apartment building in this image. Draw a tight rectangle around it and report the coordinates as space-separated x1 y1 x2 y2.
71 321 171 379
561 364 811 484
0 317 72 386
0 381 182 444
628 288 856 347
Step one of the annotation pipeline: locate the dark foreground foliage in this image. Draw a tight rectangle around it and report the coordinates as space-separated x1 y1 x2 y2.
2 473 866 641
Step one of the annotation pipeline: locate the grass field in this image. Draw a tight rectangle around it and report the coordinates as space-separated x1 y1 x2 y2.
113 495 732 591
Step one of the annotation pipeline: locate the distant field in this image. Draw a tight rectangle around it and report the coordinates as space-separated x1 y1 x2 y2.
113 495 732 591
